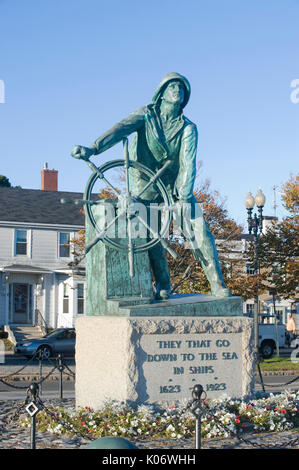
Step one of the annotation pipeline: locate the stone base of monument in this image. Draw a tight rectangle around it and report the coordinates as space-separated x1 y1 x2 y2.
75 295 254 410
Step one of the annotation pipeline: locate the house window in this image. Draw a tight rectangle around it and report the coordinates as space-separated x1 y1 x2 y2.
246 304 254 315
77 283 84 314
15 230 27 255
59 232 70 257
274 307 286 324
246 264 255 275
63 283 70 313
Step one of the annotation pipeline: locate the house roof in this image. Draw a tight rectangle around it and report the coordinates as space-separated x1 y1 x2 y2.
0 264 53 273
0 187 85 226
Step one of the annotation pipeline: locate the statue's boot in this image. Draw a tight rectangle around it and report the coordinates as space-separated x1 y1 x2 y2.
148 242 171 300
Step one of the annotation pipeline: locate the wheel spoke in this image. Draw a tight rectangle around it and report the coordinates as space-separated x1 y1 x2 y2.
128 241 135 278
85 208 126 254
80 199 107 206
61 198 105 206
135 160 171 200
87 160 121 198
122 138 136 277
123 138 130 195
127 216 135 278
136 213 178 259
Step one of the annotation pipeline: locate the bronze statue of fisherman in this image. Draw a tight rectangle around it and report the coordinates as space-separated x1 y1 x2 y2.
72 72 230 299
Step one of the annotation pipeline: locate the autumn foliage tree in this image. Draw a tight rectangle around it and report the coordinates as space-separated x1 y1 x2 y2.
248 173 299 300
167 179 244 295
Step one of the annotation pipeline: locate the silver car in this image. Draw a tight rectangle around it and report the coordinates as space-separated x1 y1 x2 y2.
14 328 76 359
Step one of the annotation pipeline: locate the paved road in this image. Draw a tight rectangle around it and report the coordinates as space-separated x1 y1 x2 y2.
0 380 75 400
0 350 298 401
0 351 75 374
0 372 298 401
255 373 299 393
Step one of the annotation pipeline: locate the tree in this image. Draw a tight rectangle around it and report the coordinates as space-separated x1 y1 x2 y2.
167 179 245 295
247 174 299 300
281 173 299 217
0 175 11 187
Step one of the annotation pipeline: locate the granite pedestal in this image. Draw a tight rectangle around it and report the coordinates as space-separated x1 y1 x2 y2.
75 295 254 409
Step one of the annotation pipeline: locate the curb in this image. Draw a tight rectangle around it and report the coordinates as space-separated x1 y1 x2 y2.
0 374 75 382
254 370 299 377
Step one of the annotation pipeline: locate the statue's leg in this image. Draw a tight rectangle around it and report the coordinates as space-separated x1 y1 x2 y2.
148 242 171 299
180 202 231 297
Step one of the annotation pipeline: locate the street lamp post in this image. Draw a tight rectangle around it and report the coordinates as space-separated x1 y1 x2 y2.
244 189 266 364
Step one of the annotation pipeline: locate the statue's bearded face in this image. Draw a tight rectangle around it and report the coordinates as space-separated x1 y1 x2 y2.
162 80 185 105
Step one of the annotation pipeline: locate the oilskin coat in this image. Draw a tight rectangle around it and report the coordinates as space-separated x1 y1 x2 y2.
93 103 198 204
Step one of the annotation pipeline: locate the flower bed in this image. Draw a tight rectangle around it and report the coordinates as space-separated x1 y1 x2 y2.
20 391 299 440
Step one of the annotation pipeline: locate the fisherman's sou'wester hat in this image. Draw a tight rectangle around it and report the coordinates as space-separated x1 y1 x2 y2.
152 72 191 109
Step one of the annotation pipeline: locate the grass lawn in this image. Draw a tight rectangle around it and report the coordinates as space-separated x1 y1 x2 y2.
0 329 14 351
2 338 15 351
258 355 299 371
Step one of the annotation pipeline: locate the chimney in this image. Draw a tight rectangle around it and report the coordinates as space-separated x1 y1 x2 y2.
41 162 58 191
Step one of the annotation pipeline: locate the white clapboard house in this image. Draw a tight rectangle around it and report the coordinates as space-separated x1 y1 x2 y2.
0 166 86 330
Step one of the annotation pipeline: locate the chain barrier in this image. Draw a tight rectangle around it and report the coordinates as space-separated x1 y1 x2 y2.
0 352 73 393
0 365 58 389
28 383 91 446
256 373 299 389
1 397 30 427
63 363 76 377
39 399 94 441
0 352 40 379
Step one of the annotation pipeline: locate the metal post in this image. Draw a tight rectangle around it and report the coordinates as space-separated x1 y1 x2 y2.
245 190 266 377
253 230 260 363
272 292 280 357
31 414 36 449
191 384 205 450
195 414 201 450
57 354 65 400
25 382 40 450
39 350 43 396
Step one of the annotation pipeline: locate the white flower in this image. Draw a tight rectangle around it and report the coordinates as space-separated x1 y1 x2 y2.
166 424 175 432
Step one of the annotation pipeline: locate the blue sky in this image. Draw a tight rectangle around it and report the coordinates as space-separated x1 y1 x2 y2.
0 0 298 228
